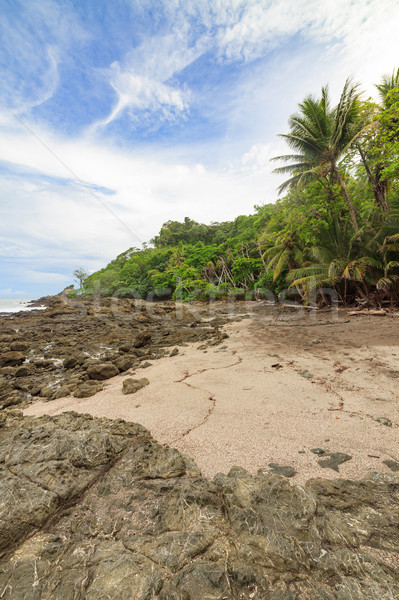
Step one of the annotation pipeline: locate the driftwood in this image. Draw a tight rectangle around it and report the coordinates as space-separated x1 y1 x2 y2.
347 309 387 316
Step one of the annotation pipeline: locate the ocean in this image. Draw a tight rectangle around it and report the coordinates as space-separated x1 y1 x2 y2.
0 298 46 314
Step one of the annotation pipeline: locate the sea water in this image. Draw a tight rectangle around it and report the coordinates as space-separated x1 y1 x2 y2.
0 298 46 314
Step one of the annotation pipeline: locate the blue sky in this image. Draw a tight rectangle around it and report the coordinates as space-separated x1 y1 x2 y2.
1 0 399 298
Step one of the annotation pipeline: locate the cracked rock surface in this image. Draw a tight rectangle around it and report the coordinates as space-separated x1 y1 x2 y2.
0 411 398 599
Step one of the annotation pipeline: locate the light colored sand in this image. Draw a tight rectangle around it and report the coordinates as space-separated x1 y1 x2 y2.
24 311 399 483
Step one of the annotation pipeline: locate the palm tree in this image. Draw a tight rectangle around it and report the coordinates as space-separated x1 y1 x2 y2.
376 68 399 102
286 217 378 303
261 232 305 281
272 80 363 233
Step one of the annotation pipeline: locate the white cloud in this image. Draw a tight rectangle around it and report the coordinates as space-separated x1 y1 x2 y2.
93 29 207 130
215 0 399 78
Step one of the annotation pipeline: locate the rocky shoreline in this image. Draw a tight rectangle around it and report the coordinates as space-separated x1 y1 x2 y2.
0 293 230 410
0 295 398 598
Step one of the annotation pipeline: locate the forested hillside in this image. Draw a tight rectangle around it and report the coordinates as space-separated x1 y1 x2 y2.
78 70 399 306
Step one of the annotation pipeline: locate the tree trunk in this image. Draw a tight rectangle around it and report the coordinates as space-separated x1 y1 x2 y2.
333 167 359 233
357 145 390 212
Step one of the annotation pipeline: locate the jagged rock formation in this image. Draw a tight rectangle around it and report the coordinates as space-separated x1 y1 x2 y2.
0 411 398 599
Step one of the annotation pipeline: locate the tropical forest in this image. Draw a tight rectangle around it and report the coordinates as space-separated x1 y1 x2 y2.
78 70 399 307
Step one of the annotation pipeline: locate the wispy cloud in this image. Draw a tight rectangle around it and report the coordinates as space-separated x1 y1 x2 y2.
0 0 87 115
92 28 208 130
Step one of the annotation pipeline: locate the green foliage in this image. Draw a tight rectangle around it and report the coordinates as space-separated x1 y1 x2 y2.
83 68 399 306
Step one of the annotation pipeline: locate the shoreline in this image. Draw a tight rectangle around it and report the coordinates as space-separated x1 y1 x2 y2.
2 294 394 484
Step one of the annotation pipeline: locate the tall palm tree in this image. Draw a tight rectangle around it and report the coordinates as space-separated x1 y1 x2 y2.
272 80 363 233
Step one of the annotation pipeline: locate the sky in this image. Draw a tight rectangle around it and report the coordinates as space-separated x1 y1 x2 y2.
1 0 399 298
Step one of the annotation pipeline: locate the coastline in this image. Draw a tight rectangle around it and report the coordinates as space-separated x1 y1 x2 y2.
0 292 397 483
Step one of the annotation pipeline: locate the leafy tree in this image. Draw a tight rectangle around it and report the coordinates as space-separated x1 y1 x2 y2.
72 267 89 288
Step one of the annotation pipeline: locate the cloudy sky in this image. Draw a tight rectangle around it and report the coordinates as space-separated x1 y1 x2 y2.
1 0 398 297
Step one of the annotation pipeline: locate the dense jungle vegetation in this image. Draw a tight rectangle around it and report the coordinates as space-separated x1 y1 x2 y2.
77 70 399 306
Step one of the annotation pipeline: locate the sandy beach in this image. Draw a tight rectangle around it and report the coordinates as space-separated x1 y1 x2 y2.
23 306 399 484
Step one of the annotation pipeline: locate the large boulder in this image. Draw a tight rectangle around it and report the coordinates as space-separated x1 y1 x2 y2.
87 363 119 380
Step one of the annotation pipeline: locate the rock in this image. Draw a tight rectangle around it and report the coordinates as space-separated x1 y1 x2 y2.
0 367 15 376
63 353 85 369
14 365 34 378
383 459 399 472
122 378 149 394
87 363 119 380
0 379 14 403
119 343 133 353
0 413 398 598
373 416 393 427
13 377 31 392
170 347 179 357
73 382 103 398
299 369 313 379
39 386 53 399
267 463 297 478
0 351 25 367
54 384 76 399
113 355 135 372
1 392 24 408
140 361 152 368
318 452 352 472
29 383 42 396
10 341 29 352
134 332 152 348
310 448 328 455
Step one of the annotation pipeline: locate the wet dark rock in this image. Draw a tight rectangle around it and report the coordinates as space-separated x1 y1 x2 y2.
0 413 398 598
87 363 119 380
318 452 352 472
122 377 149 395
